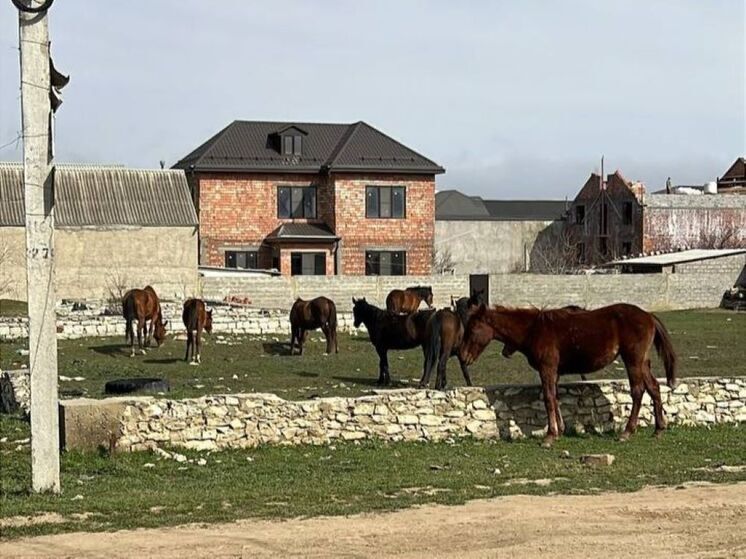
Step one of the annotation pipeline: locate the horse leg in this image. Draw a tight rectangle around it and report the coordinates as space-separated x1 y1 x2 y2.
298 329 306 355
322 324 332 354
334 328 339 354
435 345 450 390
619 364 646 441
289 327 296 356
137 318 146 355
127 319 136 357
419 345 435 389
643 358 666 437
195 324 202 364
555 384 565 435
540 369 561 447
185 330 192 362
458 355 473 387
376 348 389 386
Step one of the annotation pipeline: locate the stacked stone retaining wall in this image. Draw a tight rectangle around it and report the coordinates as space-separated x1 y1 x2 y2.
50 377 746 452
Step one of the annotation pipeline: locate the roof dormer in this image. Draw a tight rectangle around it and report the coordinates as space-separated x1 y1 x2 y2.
272 125 307 156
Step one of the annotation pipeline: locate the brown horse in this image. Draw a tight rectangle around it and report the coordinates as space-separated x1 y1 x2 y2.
122 286 168 357
352 297 433 386
459 303 677 446
182 298 213 364
289 296 339 355
419 291 485 389
386 286 434 314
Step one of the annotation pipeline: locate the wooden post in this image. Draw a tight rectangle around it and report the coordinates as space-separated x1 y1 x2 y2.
18 0 60 493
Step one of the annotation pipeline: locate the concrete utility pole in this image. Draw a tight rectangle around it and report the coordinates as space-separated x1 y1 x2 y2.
17 0 60 493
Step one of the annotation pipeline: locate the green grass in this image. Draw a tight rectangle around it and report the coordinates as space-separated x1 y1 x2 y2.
0 299 27 318
0 414 744 539
1 310 743 401
0 310 746 400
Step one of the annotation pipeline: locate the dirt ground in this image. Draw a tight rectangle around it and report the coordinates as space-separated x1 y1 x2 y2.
2 483 745 559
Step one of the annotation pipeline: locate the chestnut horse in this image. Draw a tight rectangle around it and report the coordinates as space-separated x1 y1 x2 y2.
289 296 338 355
460 303 677 446
385 286 434 314
352 297 433 386
182 298 213 364
122 286 168 357
418 291 485 389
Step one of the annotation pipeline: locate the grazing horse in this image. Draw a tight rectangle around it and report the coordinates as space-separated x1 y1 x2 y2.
182 298 213 364
459 303 677 446
419 291 485 390
352 297 433 386
385 286 434 314
122 286 168 357
289 296 339 355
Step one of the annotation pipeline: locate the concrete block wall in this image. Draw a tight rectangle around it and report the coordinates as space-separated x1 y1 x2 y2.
50 377 746 452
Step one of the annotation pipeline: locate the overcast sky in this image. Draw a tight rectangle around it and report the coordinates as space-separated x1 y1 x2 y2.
0 1 743 199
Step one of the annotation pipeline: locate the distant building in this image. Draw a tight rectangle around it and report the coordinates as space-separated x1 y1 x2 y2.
0 163 198 300
173 120 444 276
435 190 567 274
567 170 746 266
717 157 746 193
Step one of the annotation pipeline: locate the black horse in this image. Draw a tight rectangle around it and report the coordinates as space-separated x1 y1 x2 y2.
419 290 486 389
352 297 433 386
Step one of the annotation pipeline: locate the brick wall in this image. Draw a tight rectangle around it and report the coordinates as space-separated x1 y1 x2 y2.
332 173 435 275
642 194 746 252
196 172 435 276
673 253 746 275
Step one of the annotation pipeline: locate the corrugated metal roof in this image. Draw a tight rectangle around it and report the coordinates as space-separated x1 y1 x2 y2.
607 248 746 267
436 189 567 221
172 120 444 175
0 163 197 227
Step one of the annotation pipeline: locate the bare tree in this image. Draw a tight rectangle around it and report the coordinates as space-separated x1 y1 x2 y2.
530 227 583 274
105 267 129 314
698 226 743 250
432 246 456 274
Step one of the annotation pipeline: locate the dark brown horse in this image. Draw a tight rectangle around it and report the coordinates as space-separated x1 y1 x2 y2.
289 296 338 355
385 286 434 314
122 286 168 357
182 298 213 364
419 291 485 390
459 303 677 446
352 297 433 386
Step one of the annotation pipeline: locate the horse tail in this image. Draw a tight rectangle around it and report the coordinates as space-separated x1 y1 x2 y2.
425 312 443 380
652 314 677 388
327 301 338 333
122 293 134 343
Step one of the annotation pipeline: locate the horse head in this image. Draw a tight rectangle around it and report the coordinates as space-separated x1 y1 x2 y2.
153 317 169 347
459 303 492 366
352 297 367 328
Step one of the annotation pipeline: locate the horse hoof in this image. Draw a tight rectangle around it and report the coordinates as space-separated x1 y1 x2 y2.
618 432 631 442
140 350 147 356
653 429 665 439
189 361 199 366
541 436 555 448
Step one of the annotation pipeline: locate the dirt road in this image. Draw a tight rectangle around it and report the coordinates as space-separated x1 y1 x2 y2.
3 483 745 558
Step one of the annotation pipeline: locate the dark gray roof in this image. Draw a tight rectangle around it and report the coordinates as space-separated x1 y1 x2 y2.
173 120 444 175
0 163 198 227
436 190 567 221
267 222 338 241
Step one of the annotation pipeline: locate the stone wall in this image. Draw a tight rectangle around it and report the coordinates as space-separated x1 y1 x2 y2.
0 226 198 302
673 253 746 276
0 301 364 341
54 377 746 452
435 219 556 274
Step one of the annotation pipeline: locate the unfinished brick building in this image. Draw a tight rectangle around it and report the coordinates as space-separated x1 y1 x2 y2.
173 121 443 276
567 169 746 266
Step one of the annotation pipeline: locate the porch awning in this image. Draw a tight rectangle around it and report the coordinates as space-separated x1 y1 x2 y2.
266 223 339 243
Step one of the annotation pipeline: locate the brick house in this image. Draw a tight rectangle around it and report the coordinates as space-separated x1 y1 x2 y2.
567 169 746 266
173 121 444 276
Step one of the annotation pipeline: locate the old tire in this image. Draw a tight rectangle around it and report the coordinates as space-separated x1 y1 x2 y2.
104 377 170 395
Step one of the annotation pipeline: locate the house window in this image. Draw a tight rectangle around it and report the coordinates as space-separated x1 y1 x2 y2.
278 186 316 219
365 251 406 276
622 241 632 256
599 203 609 235
282 135 302 156
623 202 633 225
225 250 258 269
576 242 585 264
291 252 326 276
575 205 585 225
366 186 406 218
